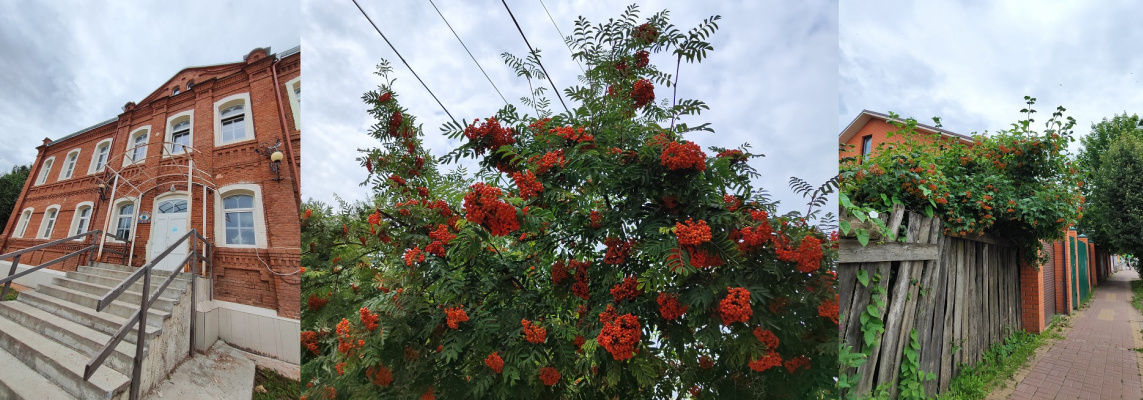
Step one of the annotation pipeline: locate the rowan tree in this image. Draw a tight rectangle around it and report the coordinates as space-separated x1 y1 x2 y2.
301 7 838 399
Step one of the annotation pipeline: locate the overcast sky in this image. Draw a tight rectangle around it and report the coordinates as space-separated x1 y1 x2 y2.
0 0 299 172
840 1 1143 145
302 0 838 219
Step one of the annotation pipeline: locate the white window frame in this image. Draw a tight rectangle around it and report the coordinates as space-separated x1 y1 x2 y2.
213 184 268 249
35 156 55 185
59 149 81 180
165 110 194 157
213 93 255 146
123 126 151 167
284 77 300 129
37 205 61 239
88 138 113 174
13 208 33 238
68 201 95 239
110 198 138 242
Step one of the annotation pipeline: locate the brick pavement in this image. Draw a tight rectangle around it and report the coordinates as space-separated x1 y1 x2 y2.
1007 270 1143 400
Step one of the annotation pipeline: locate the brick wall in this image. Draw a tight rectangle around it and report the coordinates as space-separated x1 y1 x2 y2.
1019 256 1047 333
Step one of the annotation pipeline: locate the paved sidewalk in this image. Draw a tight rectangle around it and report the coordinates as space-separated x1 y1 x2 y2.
1006 270 1143 400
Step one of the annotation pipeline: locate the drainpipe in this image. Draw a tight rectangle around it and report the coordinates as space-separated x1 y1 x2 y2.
0 138 51 253
270 57 301 205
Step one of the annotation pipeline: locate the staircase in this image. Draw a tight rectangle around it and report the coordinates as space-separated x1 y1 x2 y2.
0 262 193 399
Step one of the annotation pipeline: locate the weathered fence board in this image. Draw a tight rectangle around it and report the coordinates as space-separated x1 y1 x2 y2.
839 208 1022 399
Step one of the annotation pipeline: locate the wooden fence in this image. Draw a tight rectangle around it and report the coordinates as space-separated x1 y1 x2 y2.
839 206 1022 398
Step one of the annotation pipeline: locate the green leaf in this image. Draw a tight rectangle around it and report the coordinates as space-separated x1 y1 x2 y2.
857 269 869 287
840 220 852 235
856 228 870 247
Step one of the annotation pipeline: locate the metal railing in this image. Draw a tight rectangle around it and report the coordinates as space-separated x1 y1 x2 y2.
83 229 212 400
0 230 104 301
100 230 132 265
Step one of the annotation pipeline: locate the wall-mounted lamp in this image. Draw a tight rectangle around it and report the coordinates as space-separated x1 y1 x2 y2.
97 183 107 201
254 139 285 182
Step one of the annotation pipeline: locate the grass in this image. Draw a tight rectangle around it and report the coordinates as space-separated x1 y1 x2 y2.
1131 279 1143 314
251 367 298 400
2 290 17 301
936 317 1066 400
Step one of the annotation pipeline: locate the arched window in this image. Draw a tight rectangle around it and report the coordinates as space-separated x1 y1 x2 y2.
37 205 60 239
285 77 301 129
69 202 94 237
173 87 180 96
125 127 149 166
34 157 55 185
220 104 246 143
89 139 113 174
59 149 80 180
13 208 33 238
165 111 193 156
223 194 255 245
214 184 267 248
214 93 254 145
114 201 135 239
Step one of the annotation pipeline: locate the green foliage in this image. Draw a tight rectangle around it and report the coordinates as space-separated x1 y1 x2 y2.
252 367 300 400
937 329 1047 400
1087 134 1143 259
839 97 1083 263
301 6 838 400
0 164 30 228
897 330 935 400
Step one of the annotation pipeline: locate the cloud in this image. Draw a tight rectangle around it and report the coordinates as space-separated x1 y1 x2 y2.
302 0 839 219
840 0 1143 145
0 0 299 172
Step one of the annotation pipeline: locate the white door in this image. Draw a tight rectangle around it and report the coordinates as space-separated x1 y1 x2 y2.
151 197 188 272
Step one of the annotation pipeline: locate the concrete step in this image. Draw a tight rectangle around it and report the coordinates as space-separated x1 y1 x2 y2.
77 266 191 290
17 291 161 343
65 271 187 296
0 314 130 399
36 285 169 328
52 276 178 313
0 345 72 399
92 262 196 280
0 301 140 377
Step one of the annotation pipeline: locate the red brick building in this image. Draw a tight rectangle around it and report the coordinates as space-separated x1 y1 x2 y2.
0 47 301 320
838 109 973 160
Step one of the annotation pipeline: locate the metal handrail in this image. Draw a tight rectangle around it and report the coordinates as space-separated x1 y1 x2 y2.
0 230 104 300
83 228 212 400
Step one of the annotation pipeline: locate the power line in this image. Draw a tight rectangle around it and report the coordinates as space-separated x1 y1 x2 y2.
351 0 459 126
427 0 510 107
537 0 584 74
500 0 570 114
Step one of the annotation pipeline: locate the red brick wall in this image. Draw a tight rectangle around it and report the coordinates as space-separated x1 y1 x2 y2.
1053 241 1066 314
1019 256 1047 333
0 48 301 319
839 118 969 160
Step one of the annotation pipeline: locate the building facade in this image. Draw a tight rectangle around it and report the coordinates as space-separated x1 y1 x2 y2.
838 109 973 160
0 47 301 320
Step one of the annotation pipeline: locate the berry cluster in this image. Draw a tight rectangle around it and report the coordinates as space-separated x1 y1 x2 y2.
675 218 712 246
360 307 380 332
484 352 504 374
589 210 603 228
421 387 435 400
539 366 561 386
531 150 566 175
818 297 839 325
389 112 403 136
301 330 319 356
661 141 707 171
631 79 655 109
634 50 650 68
598 313 642 361
307 294 328 311
716 149 747 163
570 260 591 300
633 22 659 45
698 355 714 369
425 224 457 257
748 351 782 372
776 235 824 273
551 260 569 285
445 306 469 329
784 355 811 374
463 117 516 155
511 170 543 200
718 287 753 325
404 246 425 266
603 237 635 265
732 222 773 254
754 328 779 350
389 174 407 186
522 319 547 344
723 194 741 212
365 365 393 387
336 318 355 355
550 125 594 143
686 247 724 268
463 183 520 236
657 292 688 320
378 92 392 103
610 276 643 302
573 335 586 352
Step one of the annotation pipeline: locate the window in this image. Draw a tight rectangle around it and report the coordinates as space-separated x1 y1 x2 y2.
213 184 267 248
173 87 180 96
213 94 254 145
294 86 300 103
165 111 193 156
69 202 94 237
90 139 113 174
125 128 149 166
223 194 255 245
861 135 873 160
35 157 54 185
59 149 80 180
13 208 33 238
220 104 246 143
285 77 301 129
37 205 60 239
114 201 135 239
187 81 194 90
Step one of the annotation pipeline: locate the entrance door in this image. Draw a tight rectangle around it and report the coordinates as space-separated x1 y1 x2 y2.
151 197 188 272
1070 237 1078 310
1078 243 1089 302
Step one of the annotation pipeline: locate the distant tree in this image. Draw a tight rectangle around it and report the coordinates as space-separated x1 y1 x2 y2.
0 165 30 229
1089 134 1143 268
1078 113 1143 249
